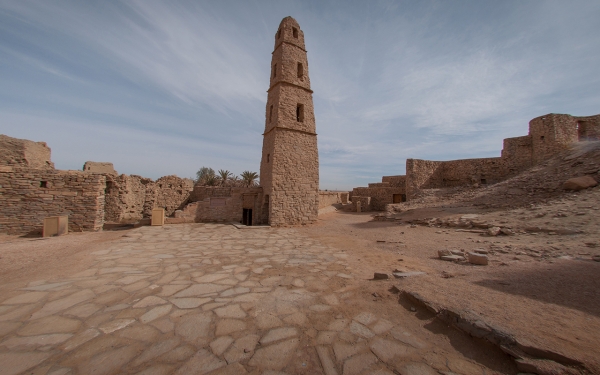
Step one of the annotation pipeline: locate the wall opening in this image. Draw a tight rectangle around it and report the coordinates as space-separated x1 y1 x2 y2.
263 195 269 224
105 181 113 194
242 208 253 226
269 105 273 122
296 104 304 122
267 154 270 163
540 136 545 140
292 27 298 38
40 181 47 188
272 64 277 78
297 62 303 79
480 178 487 184
393 194 406 203
277 29 282 39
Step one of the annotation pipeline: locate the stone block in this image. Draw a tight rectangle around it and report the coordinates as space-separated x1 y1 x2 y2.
468 252 488 265
43 216 68 237
563 176 597 191
151 208 165 226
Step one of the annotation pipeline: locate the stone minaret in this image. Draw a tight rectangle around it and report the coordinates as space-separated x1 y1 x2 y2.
259 16 319 226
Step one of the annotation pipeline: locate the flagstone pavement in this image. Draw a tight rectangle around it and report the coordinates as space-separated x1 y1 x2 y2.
0 224 501 375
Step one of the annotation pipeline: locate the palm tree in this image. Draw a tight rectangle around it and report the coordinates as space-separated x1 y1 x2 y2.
218 169 232 186
240 171 259 187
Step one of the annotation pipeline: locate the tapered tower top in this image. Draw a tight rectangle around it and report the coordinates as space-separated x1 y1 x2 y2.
274 16 306 51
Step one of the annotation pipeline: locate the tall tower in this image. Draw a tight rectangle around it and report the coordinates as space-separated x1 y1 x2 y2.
259 17 319 226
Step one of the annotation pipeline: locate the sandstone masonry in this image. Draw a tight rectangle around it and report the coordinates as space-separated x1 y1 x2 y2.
353 113 600 209
259 17 319 226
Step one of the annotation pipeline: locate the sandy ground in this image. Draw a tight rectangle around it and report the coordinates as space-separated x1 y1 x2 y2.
299 189 600 373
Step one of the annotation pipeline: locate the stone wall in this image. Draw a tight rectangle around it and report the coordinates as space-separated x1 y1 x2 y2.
0 166 105 235
405 159 444 199
318 191 348 209
0 135 54 169
502 135 533 169
382 175 406 187
104 174 193 222
182 186 264 224
350 196 371 212
83 161 116 174
529 114 579 165
351 186 406 210
576 115 600 141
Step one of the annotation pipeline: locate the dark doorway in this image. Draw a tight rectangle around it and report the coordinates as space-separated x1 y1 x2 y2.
393 194 406 203
242 208 253 226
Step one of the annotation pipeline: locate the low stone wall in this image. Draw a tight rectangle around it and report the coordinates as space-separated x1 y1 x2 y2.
351 186 405 210
0 167 105 235
181 187 265 224
104 174 193 222
350 196 371 212
318 191 348 208
382 175 406 187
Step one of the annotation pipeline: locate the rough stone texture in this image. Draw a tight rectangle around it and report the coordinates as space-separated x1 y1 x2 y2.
350 196 371 212
0 134 54 169
104 174 193 222
353 113 600 206
467 252 489 265
259 17 319 226
83 161 116 174
563 176 598 191
181 186 265 224
0 167 105 235
318 191 348 209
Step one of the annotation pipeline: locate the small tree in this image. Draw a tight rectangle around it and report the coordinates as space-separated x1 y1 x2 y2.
240 171 259 187
196 167 216 185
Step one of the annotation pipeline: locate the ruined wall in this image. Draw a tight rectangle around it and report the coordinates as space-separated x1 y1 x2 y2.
83 161 116 174
405 159 444 199
0 167 104 235
0 135 54 169
104 174 150 222
182 186 264 224
318 191 348 208
351 186 405 210
104 174 193 222
576 115 600 141
502 135 533 169
530 114 579 165
440 157 510 186
382 175 406 187
350 196 371 212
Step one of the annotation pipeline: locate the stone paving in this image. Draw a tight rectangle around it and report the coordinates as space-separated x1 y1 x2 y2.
0 224 494 375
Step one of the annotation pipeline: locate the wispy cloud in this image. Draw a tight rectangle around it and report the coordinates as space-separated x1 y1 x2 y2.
1 0 599 190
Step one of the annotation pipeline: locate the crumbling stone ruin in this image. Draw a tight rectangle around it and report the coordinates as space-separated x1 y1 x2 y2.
0 17 323 234
353 113 600 211
83 161 116 174
0 135 194 235
259 16 320 226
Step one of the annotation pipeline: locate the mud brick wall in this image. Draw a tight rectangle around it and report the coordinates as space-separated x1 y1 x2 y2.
351 186 405 211
318 191 348 209
104 174 193 222
104 174 150 222
350 196 371 212
382 175 406 187
180 187 264 224
574 115 600 141
502 135 533 169
530 114 579 165
0 135 54 169
440 157 511 187
405 159 444 199
0 167 105 235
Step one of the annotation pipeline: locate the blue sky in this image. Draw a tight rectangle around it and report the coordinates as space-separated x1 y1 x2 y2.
1 1 599 190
